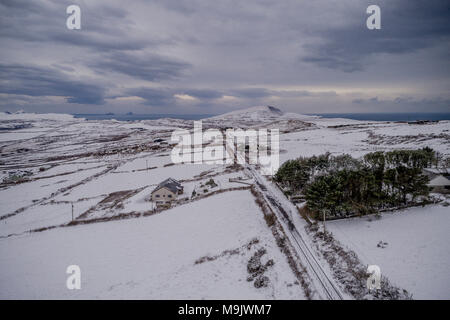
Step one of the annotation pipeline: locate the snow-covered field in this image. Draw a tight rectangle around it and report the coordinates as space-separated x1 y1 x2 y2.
0 107 449 299
326 204 450 300
0 191 304 299
279 119 450 163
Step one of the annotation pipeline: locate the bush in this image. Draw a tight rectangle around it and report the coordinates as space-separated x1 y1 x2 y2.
205 178 218 188
254 276 269 288
263 213 276 227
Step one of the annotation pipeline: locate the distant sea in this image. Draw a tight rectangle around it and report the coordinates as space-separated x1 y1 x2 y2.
308 113 450 121
73 114 214 121
73 113 450 122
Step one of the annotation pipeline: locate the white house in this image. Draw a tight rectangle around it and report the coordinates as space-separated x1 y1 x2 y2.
151 178 183 208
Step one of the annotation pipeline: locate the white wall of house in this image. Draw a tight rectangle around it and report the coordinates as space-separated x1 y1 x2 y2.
151 187 177 205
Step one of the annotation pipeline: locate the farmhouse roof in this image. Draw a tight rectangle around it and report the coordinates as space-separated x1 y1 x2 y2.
152 178 183 194
427 175 450 187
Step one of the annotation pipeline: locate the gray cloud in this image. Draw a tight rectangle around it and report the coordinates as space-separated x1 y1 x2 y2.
301 0 450 72
351 96 450 113
0 0 166 53
227 88 337 99
0 0 449 114
124 87 176 106
117 86 339 109
90 52 191 82
229 88 272 99
0 64 106 104
276 90 338 98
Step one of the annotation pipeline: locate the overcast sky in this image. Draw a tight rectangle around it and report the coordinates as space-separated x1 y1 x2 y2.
0 0 449 115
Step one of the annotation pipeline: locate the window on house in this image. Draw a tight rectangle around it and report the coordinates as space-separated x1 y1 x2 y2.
155 194 160 198
168 194 172 198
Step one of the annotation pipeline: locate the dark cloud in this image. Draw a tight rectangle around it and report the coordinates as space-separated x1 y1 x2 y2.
0 64 106 104
301 0 450 72
90 52 190 82
0 0 449 113
125 87 176 106
123 87 226 107
0 0 164 52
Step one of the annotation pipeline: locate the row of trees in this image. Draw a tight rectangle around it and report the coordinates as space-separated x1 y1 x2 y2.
274 148 437 219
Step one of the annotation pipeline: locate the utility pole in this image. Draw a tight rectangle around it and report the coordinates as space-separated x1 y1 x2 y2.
71 202 74 221
323 211 326 233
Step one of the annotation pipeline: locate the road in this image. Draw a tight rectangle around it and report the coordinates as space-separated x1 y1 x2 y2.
225 132 345 299
247 165 345 300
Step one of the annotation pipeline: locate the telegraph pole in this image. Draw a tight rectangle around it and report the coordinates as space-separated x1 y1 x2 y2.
71 202 74 221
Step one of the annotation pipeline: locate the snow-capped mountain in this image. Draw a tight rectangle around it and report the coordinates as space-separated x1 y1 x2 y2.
208 105 284 121
204 105 319 132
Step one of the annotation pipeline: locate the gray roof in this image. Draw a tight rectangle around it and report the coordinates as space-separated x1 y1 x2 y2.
427 175 450 187
152 178 183 194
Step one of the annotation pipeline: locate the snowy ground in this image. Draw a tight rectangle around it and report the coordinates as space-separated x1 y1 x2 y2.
327 204 450 299
0 191 305 299
279 120 450 163
0 107 449 299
